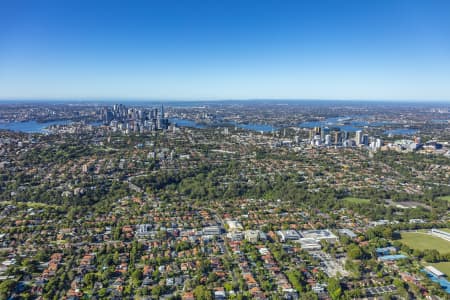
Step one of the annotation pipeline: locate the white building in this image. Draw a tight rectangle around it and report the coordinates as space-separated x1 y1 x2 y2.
298 238 321 251
277 230 301 242
355 130 362 145
203 226 221 236
135 224 152 237
425 266 445 278
430 229 450 242
226 220 244 232
338 229 357 239
244 230 260 243
300 229 338 244
226 232 243 241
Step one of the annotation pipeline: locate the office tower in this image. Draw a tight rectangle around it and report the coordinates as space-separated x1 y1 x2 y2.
355 130 362 145
309 129 315 140
321 127 330 140
314 126 321 136
309 127 321 141
375 138 382 149
361 134 369 146
344 131 350 140
334 131 342 145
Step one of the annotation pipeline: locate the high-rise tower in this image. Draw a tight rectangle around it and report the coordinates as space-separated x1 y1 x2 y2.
355 130 362 145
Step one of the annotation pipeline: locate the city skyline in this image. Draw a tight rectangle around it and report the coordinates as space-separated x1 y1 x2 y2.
1 0 450 101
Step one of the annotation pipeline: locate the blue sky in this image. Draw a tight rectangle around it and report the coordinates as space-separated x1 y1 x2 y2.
1 0 450 101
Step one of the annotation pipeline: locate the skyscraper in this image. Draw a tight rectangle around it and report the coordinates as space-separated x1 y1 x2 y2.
334 131 342 145
361 134 369 146
355 130 362 145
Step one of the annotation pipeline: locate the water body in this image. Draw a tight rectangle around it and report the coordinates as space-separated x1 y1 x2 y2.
299 116 401 133
169 118 206 129
0 120 71 133
298 117 361 132
1 116 417 136
432 119 449 124
384 129 418 135
236 123 276 132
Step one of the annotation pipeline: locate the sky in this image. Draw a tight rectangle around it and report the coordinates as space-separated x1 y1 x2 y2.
1 0 450 101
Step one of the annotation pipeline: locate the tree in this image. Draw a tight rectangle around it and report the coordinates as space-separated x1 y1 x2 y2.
327 277 342 300
223 282 233 292
98 288 107 298
347 244 363 260
423 249 440 263
113 251 120 264
301 291 319 300
0 279 16 299
194 285 213 300
382 227 394 239
83 272 97 288
152 285 162 298
207 272 218 284
131 269 143 286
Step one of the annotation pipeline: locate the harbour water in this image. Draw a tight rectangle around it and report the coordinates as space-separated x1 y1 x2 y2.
169 118 206 129
384 129 418 135
298 116 417 135
236 123 276 132
0 117 418 136
298 117 364 132
0 120 71 133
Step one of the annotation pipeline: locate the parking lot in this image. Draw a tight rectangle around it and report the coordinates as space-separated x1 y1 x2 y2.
309 251 348 277
365 285 397 296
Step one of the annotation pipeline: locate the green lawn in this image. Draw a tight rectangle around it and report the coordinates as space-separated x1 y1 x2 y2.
342 197 370 204
429 262 450 278
440 228 450 234
438 195 450 202
400 232 450 253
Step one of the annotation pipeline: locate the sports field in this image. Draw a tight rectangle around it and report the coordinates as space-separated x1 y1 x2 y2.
400 232 450 253
342 197 370 204
429 262 450 278
438 195 450 202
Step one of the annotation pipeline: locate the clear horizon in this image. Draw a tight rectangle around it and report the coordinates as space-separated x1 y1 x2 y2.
1 0 450 101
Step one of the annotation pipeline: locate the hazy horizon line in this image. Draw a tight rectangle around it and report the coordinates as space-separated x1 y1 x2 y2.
0 98 450 104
